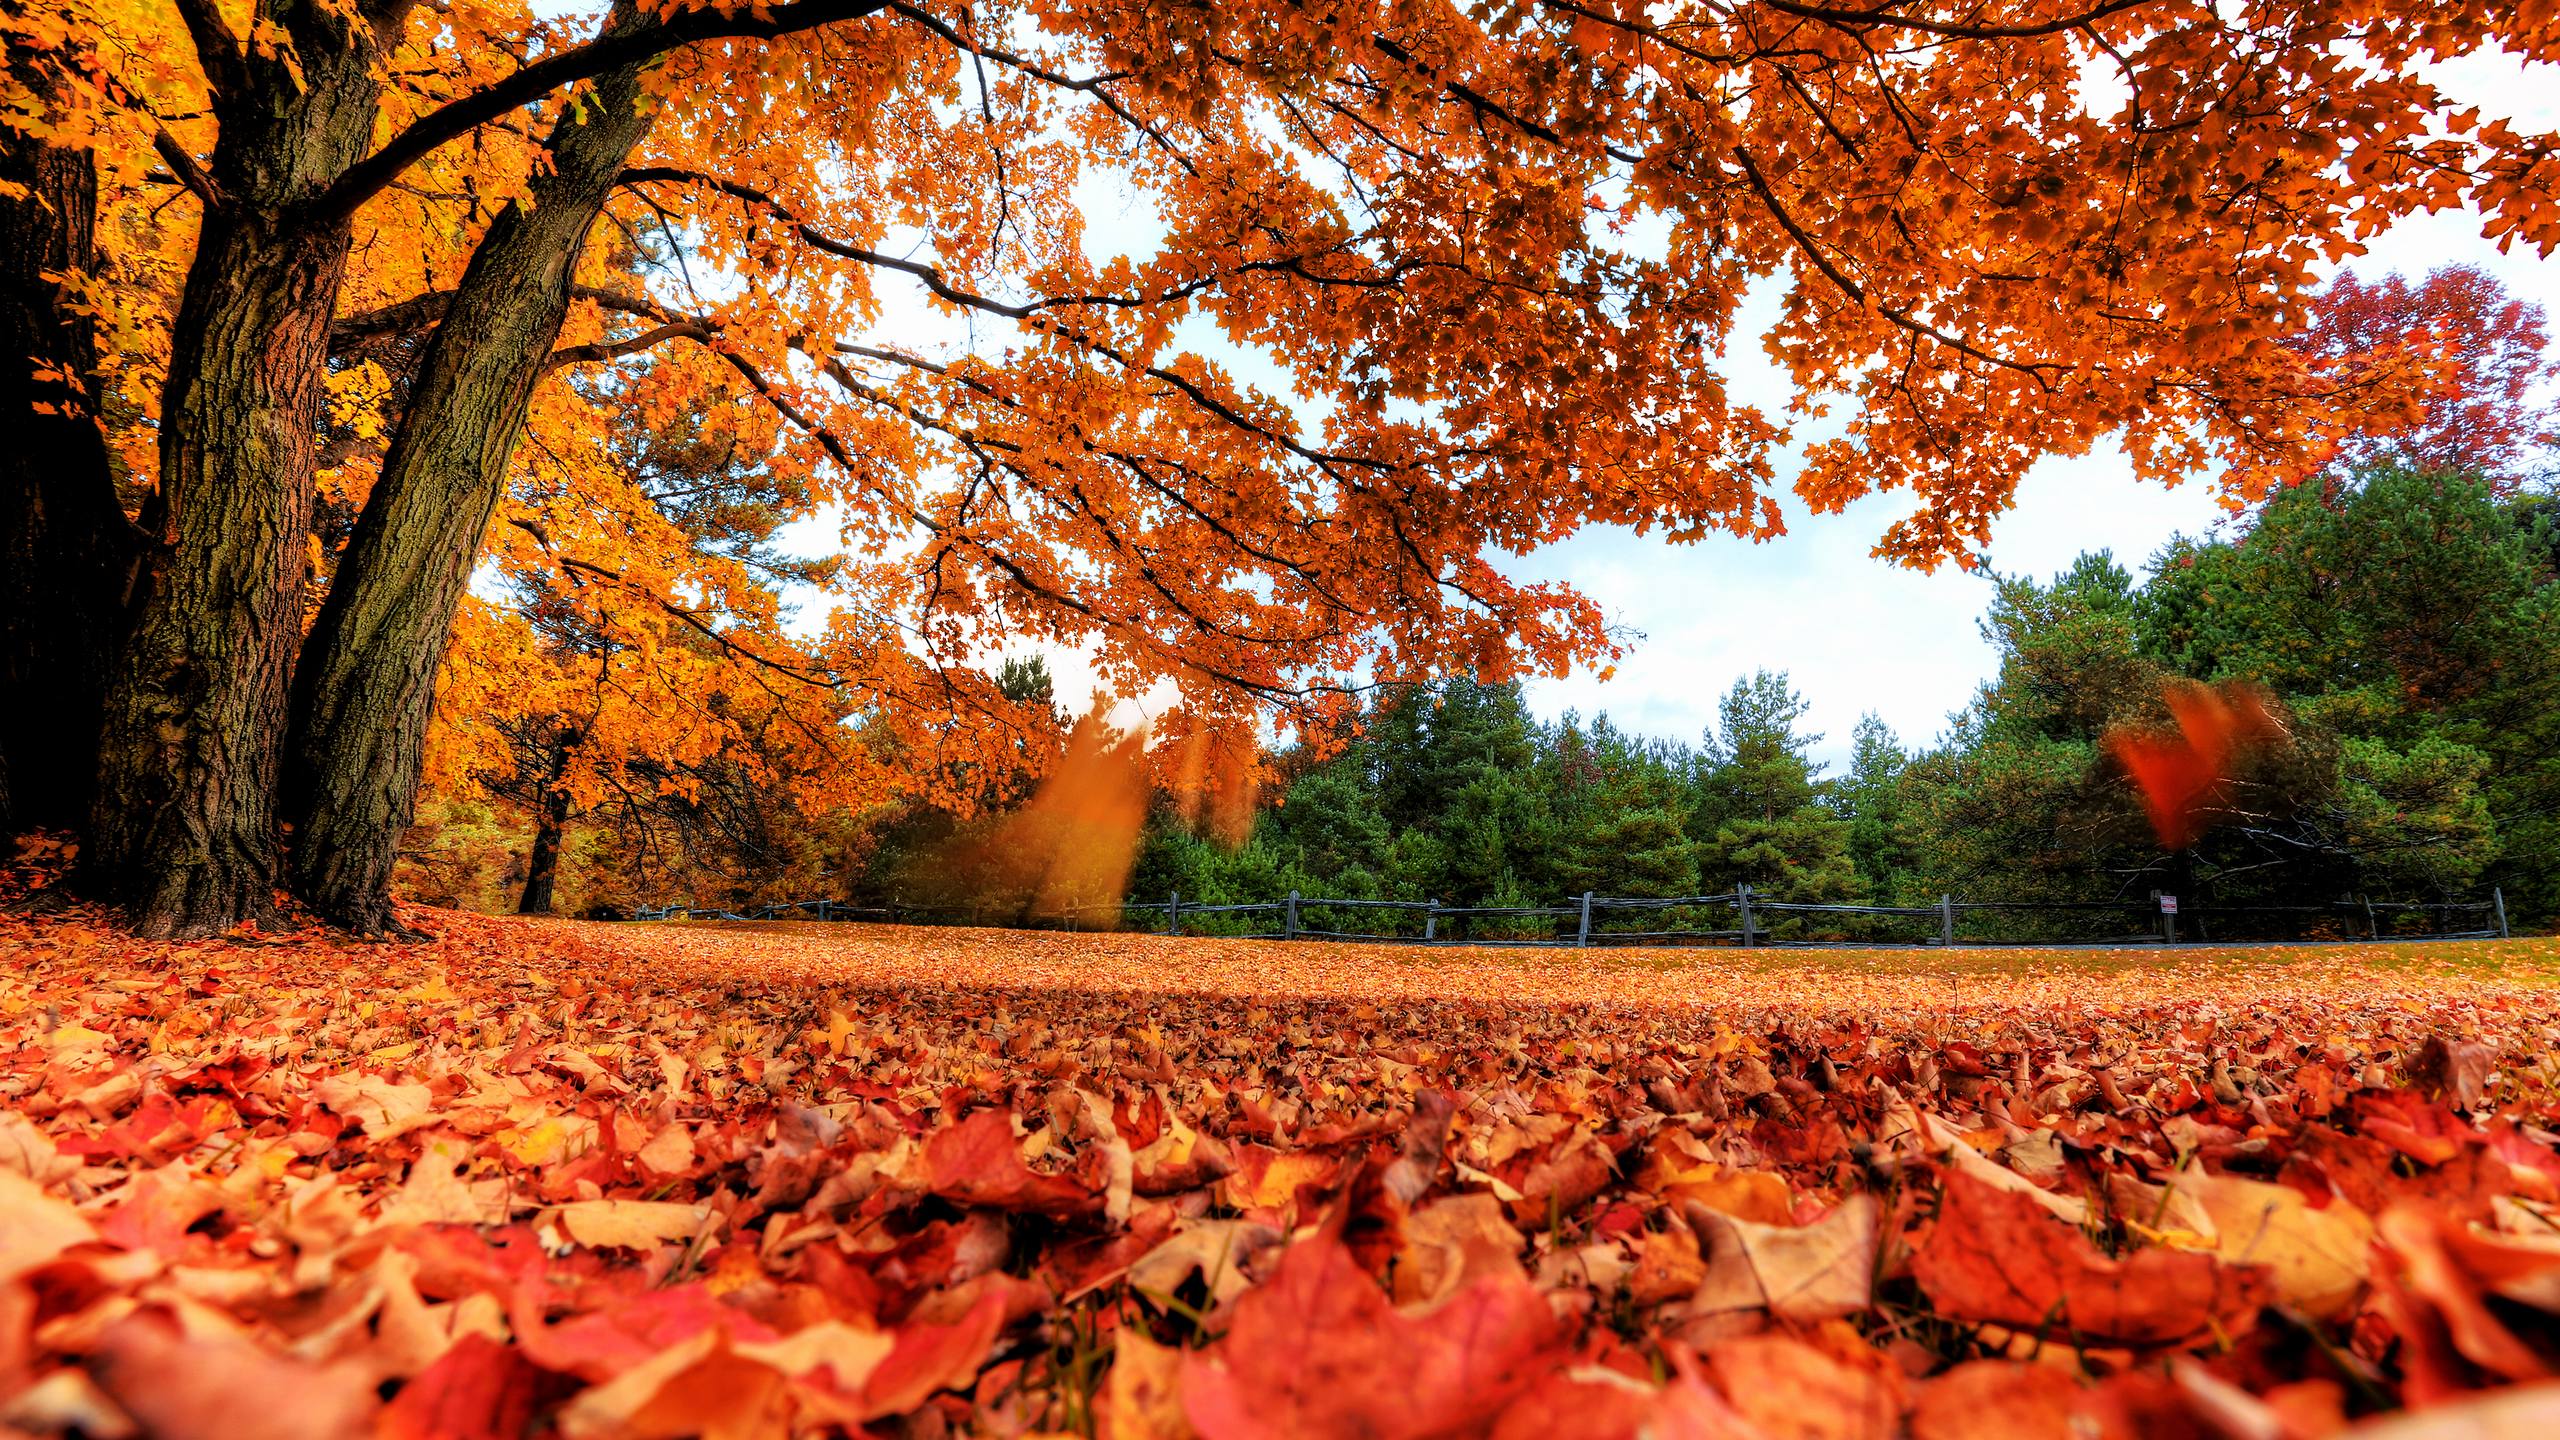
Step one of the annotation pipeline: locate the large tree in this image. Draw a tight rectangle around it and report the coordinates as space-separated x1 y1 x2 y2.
1693 671 1854 904
9 0 2559 935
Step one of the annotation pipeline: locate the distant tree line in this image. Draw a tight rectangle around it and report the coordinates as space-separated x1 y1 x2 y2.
409 459 2560 931
853 461 2560 935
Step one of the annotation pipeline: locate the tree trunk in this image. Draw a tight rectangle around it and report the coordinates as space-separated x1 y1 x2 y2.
287 56 657 931
518 780 571 916
0 127 141 835
86 0 400 937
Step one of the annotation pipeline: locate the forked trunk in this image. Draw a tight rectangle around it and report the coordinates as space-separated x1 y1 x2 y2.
0 129 142 834
86 0 400 937
288 57 657 931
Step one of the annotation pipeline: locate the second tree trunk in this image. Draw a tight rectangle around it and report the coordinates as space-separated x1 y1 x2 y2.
285 59 658 931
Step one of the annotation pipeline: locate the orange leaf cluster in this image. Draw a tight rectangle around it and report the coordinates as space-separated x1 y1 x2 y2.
8 886 2560 1437
18 0 2559 791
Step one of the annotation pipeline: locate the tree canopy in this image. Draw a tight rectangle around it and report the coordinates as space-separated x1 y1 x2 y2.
4 0 2557 934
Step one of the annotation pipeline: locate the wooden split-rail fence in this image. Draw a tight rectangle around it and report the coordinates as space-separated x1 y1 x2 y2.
627 884 2511 948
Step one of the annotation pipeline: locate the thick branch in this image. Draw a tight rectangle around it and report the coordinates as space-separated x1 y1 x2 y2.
331 282 682 354
151 128 222 209
328 288 454 353
169 0 248 101
309 0 894 224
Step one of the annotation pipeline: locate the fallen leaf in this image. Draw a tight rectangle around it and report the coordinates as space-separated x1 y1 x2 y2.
1490 1360 1763 1440
1396 1192 1530 1306
1704 1334 1900 1440
1908 1361 2076 1440
1686 1193 1879 1324
1100 1328 1196 1440
922 1107 1100 1216
313 1073 437 1140
0 1165 95 1279
90 1308 381 1440
379 1334 552 1440
1180 1229 1563 1439
2158 1168 2373 1320
1128 1218 1283 1310
554 1199 709 1251
2345 1381 2560 1438
1913 1169 2270 1347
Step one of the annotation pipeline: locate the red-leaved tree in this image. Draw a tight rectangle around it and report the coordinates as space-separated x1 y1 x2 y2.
2294 265 2558 491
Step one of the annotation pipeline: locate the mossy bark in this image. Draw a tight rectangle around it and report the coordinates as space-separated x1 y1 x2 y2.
87 0 402 937
286 58 657 931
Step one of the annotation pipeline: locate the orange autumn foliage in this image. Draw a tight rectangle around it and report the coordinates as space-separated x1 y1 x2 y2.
2104 680 2287 850
13 0 2560 891
2290 265 2560 495
928 709 1267 925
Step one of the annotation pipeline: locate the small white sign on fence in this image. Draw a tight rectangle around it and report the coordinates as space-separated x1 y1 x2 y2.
2159 895 2179 915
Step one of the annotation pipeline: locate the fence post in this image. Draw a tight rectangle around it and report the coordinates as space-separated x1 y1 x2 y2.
1938 894 1955 948
1424 900 1439 943
1577 891 1594 948
1285 890 1299 941
1168 891 1182 937
1736 884 1754 949
2495 887 2510 939
2361 894 2378 941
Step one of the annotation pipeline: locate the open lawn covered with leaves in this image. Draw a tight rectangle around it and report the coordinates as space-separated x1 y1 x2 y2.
6 906 2560 1438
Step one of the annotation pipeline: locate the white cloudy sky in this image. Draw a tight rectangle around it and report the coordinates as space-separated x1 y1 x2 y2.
791 39 2560 773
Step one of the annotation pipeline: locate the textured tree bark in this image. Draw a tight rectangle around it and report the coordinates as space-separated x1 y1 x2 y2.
517 779 571 915
87 0 404 937
287 58 658 931
0 129 142 835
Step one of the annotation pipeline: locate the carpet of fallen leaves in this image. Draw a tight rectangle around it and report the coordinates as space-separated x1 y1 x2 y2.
7 901 2560 1440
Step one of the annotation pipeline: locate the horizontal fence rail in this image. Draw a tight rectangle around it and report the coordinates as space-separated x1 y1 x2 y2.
624 883 2512 948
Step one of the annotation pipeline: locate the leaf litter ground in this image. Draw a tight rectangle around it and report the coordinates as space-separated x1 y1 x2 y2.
6 903 2560 1439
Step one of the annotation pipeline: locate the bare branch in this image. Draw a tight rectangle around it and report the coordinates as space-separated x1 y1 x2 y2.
1729 144 2062 385
552 553 841 688
1756 0 2153 40
543 319 718 371
151 127 222 209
